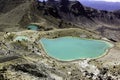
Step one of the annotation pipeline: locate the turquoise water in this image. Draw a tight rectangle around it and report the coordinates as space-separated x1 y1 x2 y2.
40 37 113 61
27 25 38 30
14 36 29 41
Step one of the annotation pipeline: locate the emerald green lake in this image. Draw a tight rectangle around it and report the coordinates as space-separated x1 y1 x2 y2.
40 37 113 61
27 25 38 30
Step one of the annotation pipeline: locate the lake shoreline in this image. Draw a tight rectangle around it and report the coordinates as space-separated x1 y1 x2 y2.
40 36 113 62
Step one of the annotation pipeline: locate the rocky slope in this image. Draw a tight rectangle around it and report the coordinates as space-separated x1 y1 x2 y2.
37 0 120 41
0 29 120 80
0 0 120 41
0 0 120 80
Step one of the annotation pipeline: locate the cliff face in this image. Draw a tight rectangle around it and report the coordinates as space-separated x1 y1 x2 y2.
39 1 95 28
0 0 120 41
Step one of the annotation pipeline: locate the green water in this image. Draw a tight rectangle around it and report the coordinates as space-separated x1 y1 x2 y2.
27 25 38 30
14 36 29 41
40 37 113 61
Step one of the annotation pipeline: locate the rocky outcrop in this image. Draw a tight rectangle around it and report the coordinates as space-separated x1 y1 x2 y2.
97 26 120 42
11 64 48 78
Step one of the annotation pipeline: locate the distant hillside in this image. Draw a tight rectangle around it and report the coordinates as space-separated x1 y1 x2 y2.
80 0 120 11
0 0 120 41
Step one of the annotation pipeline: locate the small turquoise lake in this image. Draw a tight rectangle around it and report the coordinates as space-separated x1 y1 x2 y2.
40 37 113 61
27 25 38 30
